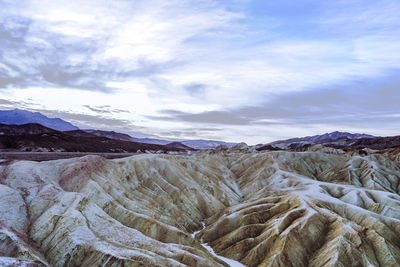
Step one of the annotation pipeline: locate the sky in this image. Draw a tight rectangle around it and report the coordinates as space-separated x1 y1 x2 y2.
1 0 400 144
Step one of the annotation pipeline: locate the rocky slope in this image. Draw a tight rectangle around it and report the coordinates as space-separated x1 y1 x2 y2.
1 149 400 266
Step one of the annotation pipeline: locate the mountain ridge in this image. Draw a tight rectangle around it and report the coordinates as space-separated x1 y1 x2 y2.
0 109 236 149
0 109 79 131
0 123 188 153
270 131 375 145
1 109 392 150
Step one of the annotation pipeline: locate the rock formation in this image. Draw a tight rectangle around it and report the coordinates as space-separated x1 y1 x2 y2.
1 149 400 266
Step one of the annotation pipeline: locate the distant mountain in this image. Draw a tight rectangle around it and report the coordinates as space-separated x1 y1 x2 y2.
84 129 134 142
0 109 78 131
84 133 177 146
303 131 375 144
269 131 375 149
332 135 400 151
165 142 194 150
0 109 235 149
256 133 400 152
180 140 236 149
0 124 187 153
132 137 236 149
131 137 175 145
0 123 57 135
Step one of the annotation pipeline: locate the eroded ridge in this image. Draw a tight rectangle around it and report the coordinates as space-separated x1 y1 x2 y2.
199 152 400 266
1 150 400 266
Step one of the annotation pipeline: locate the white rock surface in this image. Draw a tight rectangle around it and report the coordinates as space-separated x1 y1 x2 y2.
1 150 400 266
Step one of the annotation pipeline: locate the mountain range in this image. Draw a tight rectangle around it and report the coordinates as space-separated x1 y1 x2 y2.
0 109 78 131
266 131 376 150
0 109 234 149
271 131 375 144
0 123 189 153
2 110 400 266
2 109 399 152
84 129 236 149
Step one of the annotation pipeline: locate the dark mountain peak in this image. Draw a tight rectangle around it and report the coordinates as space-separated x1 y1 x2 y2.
270 131 376 147
0 125 188 153
311 131 375 142
84 129 134 142
0 123 57 135
0 109 79 131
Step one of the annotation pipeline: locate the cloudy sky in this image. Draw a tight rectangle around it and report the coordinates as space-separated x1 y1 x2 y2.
1 0 400 144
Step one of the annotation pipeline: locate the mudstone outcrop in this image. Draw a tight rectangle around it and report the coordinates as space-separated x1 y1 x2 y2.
1 149 400 266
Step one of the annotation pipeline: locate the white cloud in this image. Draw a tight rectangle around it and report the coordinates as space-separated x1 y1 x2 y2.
1 0 400 143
